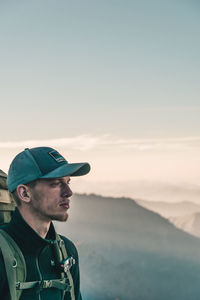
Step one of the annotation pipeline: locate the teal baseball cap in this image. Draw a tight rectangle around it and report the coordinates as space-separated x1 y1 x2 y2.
7 147 91 192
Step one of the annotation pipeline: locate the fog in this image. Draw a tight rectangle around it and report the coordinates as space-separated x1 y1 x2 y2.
71 179 200 204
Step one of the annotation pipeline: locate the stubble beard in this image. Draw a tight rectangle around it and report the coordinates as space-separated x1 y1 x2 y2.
50 212 69 222
29 189 69 223
29 201 69 223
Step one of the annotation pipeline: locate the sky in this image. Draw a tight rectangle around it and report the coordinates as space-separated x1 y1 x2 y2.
0 0 200 203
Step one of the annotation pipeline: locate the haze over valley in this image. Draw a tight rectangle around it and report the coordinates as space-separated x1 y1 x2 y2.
55 193 200 300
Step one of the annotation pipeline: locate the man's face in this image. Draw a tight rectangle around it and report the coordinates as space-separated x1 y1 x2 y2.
28 176 72 222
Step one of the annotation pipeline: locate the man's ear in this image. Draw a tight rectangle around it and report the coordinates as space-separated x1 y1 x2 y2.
16 185 31 203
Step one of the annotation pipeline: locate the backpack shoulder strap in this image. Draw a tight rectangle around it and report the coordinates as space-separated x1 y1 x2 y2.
56 233 75 300
0 229 26 300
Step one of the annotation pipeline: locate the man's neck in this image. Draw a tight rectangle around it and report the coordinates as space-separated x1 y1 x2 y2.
18 206 51 239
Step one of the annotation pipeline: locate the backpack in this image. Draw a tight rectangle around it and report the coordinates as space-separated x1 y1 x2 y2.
0 169 16 224
0 170 75 300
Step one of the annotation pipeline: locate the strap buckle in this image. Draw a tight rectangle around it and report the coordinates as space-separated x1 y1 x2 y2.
60 256 75 273
16 282 21 290
41 280 52 289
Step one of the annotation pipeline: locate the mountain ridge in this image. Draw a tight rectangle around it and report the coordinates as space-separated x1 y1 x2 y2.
136 198 200 217
55 193 200 300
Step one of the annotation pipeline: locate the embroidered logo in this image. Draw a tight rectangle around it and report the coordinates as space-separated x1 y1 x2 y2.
49 150 67 163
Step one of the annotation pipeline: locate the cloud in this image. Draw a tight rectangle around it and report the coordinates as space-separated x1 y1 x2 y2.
0 135 200 151
0 135 101 150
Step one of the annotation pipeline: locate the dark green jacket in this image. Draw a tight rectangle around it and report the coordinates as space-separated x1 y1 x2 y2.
0 209 82 300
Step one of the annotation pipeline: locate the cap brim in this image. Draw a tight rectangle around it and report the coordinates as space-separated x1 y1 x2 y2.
41 162 90 179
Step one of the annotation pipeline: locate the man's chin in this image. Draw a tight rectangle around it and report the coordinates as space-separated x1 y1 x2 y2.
52 213 69 222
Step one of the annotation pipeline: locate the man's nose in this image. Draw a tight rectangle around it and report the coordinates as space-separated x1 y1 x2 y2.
61 183 73 198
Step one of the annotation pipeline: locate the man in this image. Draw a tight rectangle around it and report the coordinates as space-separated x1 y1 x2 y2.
0 146 90 300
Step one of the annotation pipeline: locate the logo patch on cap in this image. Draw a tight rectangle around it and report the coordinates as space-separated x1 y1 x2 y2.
49 150 66 163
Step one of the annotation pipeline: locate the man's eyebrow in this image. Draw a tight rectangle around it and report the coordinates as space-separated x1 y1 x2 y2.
56 178 71 183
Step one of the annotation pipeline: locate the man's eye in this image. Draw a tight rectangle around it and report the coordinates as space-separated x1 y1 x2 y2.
50 182 60 187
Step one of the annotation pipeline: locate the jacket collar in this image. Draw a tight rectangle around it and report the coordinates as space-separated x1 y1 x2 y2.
4 208 57 254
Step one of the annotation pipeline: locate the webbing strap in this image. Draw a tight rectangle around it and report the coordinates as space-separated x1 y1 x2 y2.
56 234 75 300
0 229 27 300
16 278 72 291
0 230 17 300
0 230 75 300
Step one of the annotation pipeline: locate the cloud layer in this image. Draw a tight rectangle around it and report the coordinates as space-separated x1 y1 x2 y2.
0 135 200 151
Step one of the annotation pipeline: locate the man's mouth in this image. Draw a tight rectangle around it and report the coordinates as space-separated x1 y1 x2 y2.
59 201 70 209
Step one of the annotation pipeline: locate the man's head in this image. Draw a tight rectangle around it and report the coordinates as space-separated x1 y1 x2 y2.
15 176 73 222
7 147 90 221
